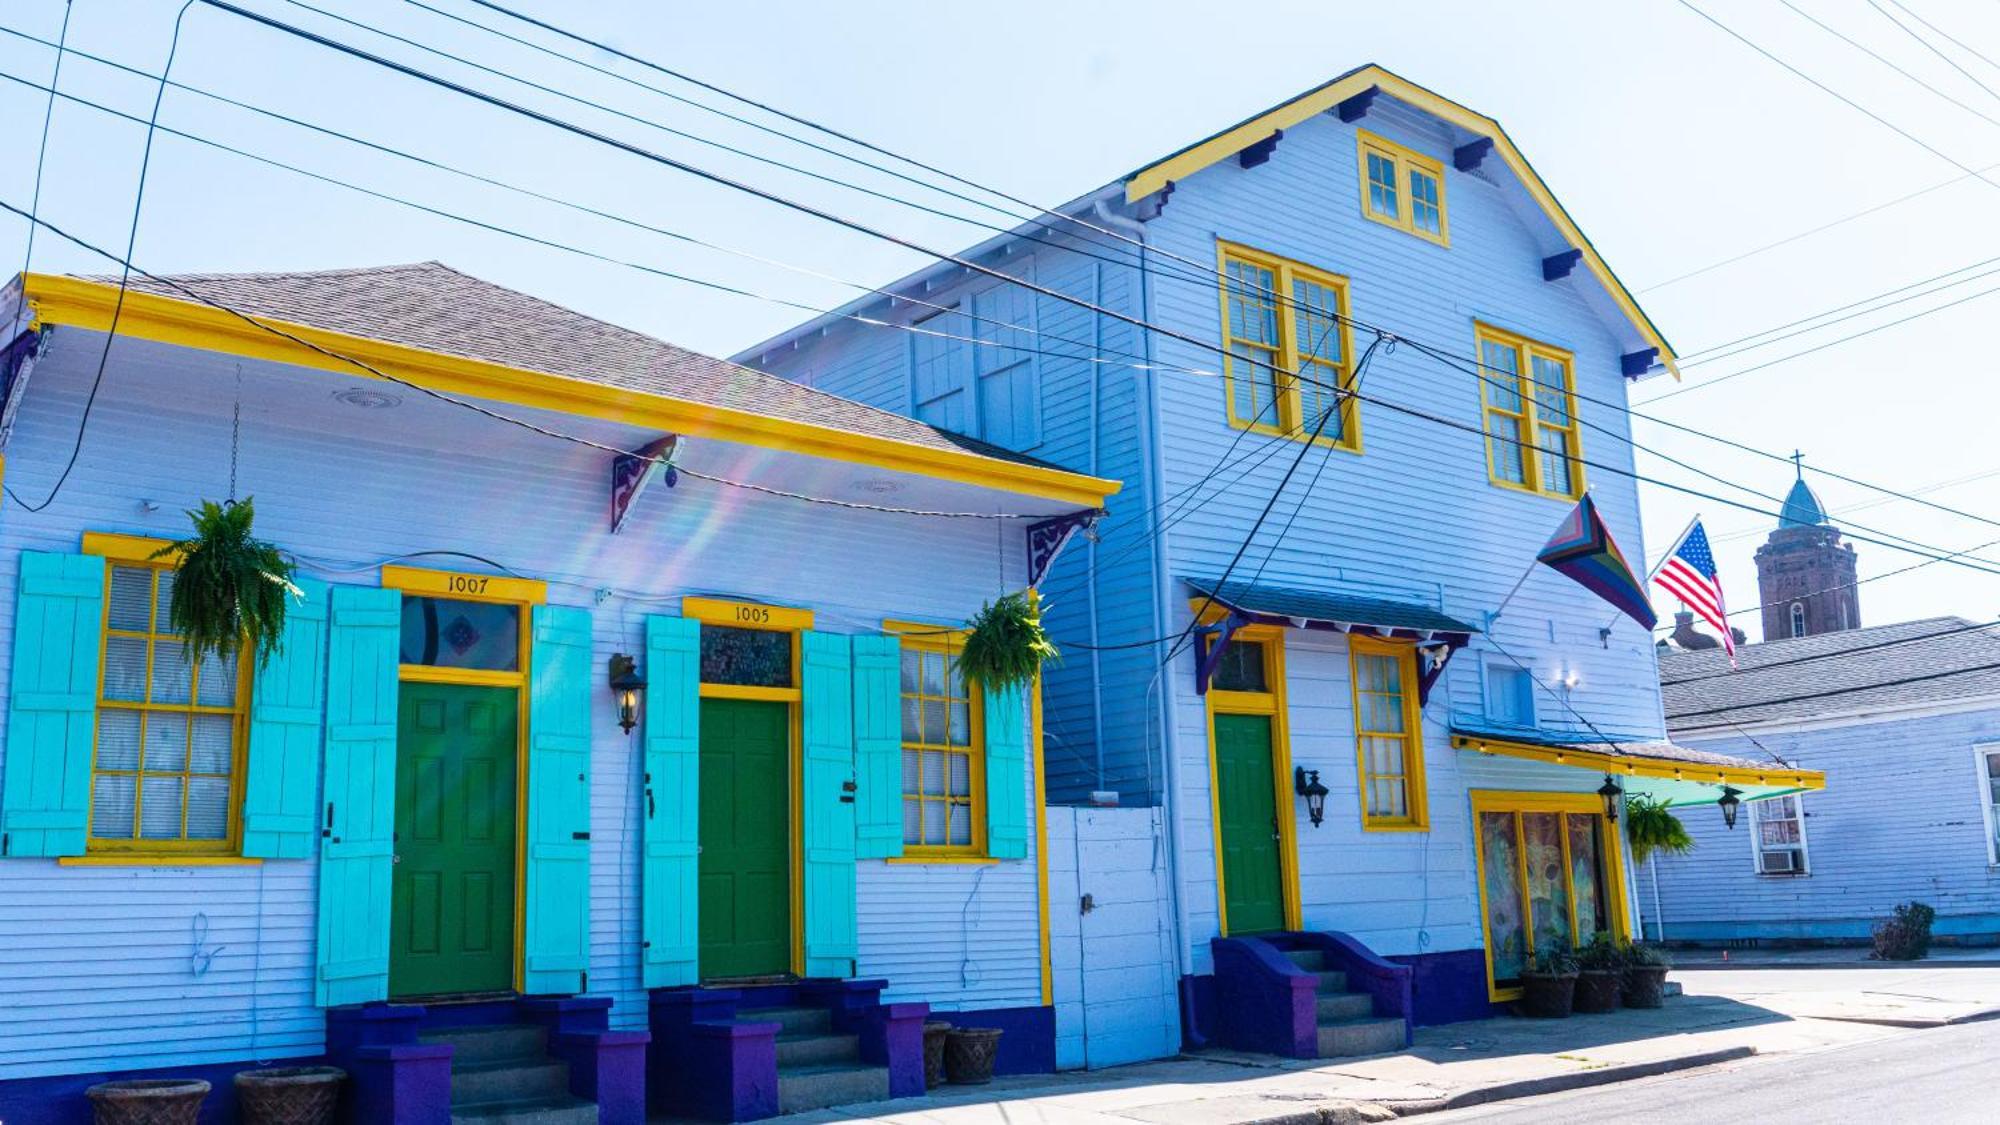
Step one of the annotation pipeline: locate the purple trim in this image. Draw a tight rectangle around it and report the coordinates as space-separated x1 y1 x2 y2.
1416 642 1460 707
1453 137 1495 171
0 1058 304 1125
859 1002 931 1096
923 1006 1056 1075
1387 949 1501 1026
1542 249 1584 281
797 977 889 1034
1210 937 1319 1057
1621 348 1660 378
326 1002 452 1125
1292 932 1414 1047
1026 512 1098 590
1336 86 1379 122
1193 613 1247 695
1178 974 1215 1050
522 996 650 1124
1237 130 1283 169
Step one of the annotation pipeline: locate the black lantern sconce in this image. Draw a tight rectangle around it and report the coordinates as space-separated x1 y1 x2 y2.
1596 774 1623 823
1294 767 1330 828
609 653 647 734
1718 785 1743 831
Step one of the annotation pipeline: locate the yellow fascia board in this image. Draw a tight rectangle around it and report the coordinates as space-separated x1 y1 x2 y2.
22 273 1123 507
1122 66 1679 378
1450 733 1826 791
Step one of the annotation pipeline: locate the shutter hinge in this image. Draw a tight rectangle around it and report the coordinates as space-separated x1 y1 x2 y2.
573 831 591 841
2 832 9 856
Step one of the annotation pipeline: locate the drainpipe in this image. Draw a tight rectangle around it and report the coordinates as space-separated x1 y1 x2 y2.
1091 198 1198 1041
1088 260 1108 789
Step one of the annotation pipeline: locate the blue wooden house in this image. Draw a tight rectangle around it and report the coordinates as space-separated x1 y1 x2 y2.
0 263 1117 1123
738 64 1825 1051
1653 618 2000 944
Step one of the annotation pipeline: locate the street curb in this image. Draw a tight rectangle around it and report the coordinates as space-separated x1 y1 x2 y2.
1378 1045 1760 1117
1811 1005 2000 1029
1675 960 2000 971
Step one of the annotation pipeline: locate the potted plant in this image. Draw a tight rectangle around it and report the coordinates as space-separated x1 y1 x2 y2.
1517 947 1579 1018
154 498 301 667
957 592 1058 691
1623 795 1695 867
943 1026 1005 1084
1622 942 1673 1008
1572 933 1625 1013
235 1065 346 1125
85 1078 210 1125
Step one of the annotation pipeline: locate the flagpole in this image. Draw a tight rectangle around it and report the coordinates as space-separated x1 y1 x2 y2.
1606 512 1702 639
1489 554 1543 626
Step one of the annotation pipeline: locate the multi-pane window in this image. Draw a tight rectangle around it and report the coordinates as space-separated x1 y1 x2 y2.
1980 748 2000 864
1752 795 1809 875
1357 131 1448 245
1476 325 1583 500
92 562 247 853
1218 242 1358 449
1350 637 1427 829
1476 802 1616 995
1790 603 1807 639
900 637 983 854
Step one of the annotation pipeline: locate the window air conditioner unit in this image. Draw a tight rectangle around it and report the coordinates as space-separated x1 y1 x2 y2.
1760 849 1804 875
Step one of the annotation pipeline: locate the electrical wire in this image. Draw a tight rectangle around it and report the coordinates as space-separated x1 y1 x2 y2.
15 0 71 277
1868 0 2000 108
1779 0 2000 133
1663 616 2000 686
1667 655 2000 722
1876 0 2000 79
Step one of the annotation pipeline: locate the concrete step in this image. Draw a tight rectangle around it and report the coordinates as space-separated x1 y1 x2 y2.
775 1030 862 1067
449 1092 597 1125
421 1024 549 1066
740 1005 832 1037
1313 969 1349 993
777 1062 890 1115
1282 947 1325 972
1314 992 1376 1023
450 1057 570 1107
1315 1016 1406 1059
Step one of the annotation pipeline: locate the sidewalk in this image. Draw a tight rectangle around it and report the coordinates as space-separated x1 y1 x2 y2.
1675 963 2000 1027
762 990 1898 1124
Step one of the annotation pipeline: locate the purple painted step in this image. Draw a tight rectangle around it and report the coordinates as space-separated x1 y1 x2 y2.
1284 947 1411 1059
421 1024 598 1125
1211 934 1413 1059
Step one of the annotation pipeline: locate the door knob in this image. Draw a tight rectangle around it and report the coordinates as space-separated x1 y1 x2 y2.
392 854 401 865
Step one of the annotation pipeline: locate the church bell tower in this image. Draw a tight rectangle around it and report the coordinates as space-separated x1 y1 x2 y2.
1754 455 1860 641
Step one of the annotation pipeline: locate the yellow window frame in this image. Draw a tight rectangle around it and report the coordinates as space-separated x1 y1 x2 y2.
1215 241 1361 452
1474 324 1584 500
1197 619 1302 935
883 620 987 859
1355 130 1449 247
1348 634 1428 832
1468 789 1632 1002
80 532 252 858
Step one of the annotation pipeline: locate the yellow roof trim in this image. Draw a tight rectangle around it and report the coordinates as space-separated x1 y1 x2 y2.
21 273 1121 508
1450 733 1826 791
1123 65 1678 378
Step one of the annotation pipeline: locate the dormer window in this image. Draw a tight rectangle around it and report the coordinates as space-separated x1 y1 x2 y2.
1357 130 1448 246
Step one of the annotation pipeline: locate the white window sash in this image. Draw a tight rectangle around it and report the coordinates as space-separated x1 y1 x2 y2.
1749 791 1810 875
1974 744 2000 866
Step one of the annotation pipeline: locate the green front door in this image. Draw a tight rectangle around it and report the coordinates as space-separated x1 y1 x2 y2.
699 697 792 979
1215 712 1286 935
391 682 518 997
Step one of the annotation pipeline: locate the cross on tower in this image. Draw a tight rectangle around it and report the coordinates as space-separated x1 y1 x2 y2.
1791 449 1805 478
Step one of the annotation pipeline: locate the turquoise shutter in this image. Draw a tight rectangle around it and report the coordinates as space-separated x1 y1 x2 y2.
982 681 1028 859
1 552 104 858
641 614 700 988
850 634 903 860
316 586 400 1007
800 631 857 977
242 578 329 859
526 604 592 995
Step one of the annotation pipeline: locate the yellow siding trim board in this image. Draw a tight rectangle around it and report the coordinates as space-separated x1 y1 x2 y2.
1348 635 1429 832
1354 129 1450 247
1467 789 1635 1002
379 564 547 606
1122 67 1677 376
1214 241 1361 453
685 597 814 633
23 273 1122 506
1449 734 1827 791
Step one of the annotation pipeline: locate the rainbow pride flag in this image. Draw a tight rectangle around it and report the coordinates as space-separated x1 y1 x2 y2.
1535 493 1657 629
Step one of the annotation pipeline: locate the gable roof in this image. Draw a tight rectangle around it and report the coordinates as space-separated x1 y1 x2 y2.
16 264 1118 508
1122 64 1675 377
1659 616 2000 733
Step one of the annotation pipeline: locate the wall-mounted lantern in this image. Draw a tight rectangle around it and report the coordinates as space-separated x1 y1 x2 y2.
609 653 647 734
1294 766 1330 828
1718 785 1743 831
1597 774 1623 822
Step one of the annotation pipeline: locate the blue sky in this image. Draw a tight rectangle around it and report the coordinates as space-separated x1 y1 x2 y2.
4 0 1999 642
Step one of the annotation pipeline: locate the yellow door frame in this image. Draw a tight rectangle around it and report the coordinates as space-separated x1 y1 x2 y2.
683 596 814 978
1200 621 1302 935
1467 789 1633 1002
378 564 548 995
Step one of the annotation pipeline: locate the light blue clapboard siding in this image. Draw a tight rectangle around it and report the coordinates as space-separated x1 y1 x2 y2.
0 334 1047 1079
1649 708 2000 941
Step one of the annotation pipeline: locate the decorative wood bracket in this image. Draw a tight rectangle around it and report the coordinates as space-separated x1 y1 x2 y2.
1026 509 1102 589
1134 182 1174 222
1415 639 1464 707
1336 87 1380 123
1453 137 1495 171
1238 130 1284 169
1194 612 1251 696
1621 348 1660 378
1541 249 1584 282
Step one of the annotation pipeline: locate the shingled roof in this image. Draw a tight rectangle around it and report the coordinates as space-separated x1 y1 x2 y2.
89 262 1060 473
1660 616 2000 733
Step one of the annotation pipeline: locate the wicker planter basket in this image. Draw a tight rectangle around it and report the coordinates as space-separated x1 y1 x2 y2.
235 1066 346 1125
1623 966 1670 1009
1573 969 1622 1014
943 1027 1004 1085
1517 972 1577 1019
922 1022 954 1089
85 1079 210 1125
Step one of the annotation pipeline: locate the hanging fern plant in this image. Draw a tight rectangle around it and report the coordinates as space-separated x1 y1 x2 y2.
957 592 1059 692
1624 794 1696 866
153 498 302 666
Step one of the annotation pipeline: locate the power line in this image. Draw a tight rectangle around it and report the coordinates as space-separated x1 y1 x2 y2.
1779 0 2000 133
16 0 71 276
1667 656 2000 722
1663 616 2000 686
1868 0 2000 108
1876 0 2000 78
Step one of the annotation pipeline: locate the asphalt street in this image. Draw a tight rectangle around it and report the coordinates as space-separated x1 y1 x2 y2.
1426 1015 2000 1123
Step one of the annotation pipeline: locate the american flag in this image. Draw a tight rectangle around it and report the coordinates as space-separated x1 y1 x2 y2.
1654 519 1735 662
